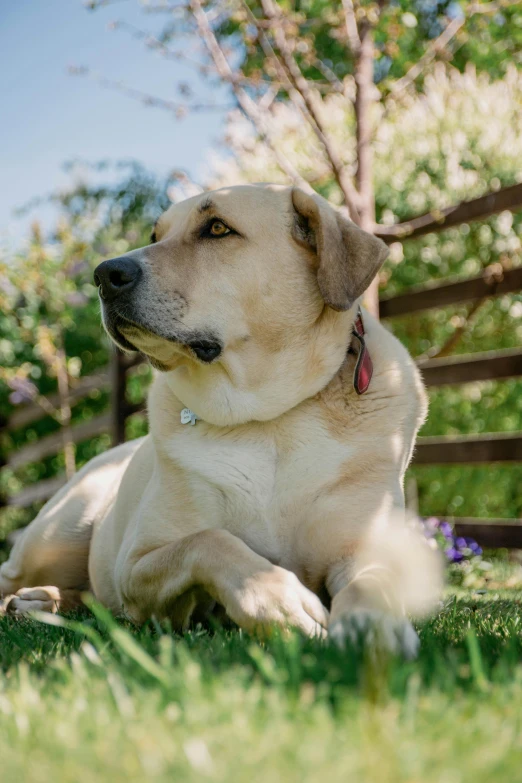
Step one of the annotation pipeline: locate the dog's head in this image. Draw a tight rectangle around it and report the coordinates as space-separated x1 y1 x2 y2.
94 184 387 424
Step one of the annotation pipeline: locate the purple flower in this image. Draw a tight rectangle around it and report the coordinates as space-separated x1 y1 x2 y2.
421 518 482 563
445 547 464 563
439 522 453 539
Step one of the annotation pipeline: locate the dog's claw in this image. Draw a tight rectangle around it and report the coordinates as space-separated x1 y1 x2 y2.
329 609 420 660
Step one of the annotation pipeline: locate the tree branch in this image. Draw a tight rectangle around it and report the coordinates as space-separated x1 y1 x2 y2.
189 0 314 192
241 2 345 110
257 0 361 222
390 16 463 96
311 57 345 93
5 380 61 423
341 0 361 56
114 17 337 100
110 19 209 73
415 256 511 359
354 22 374 225
353 14 380 316
69 67 233 115
55 341 76 479
422 298 486 361
84 0 132 8
390 0 516 96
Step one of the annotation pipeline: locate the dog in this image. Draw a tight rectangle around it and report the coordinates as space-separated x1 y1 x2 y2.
0 185 440 655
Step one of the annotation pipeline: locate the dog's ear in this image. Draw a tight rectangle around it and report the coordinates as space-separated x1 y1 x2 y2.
291 187 388 311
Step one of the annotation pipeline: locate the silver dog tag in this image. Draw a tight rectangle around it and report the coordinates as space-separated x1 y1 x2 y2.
180 408 199 426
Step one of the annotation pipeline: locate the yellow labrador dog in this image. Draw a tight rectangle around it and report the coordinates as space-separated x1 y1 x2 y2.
0 185 439 655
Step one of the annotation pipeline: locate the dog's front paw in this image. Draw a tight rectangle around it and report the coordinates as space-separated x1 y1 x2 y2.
1 586 60 617
329 609 419 659
226 566 329 638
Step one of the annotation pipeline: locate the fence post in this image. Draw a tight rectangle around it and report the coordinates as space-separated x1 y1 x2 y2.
110 349 127 446
0 413 7 510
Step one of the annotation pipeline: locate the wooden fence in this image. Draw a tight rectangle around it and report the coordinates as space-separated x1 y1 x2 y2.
1 183 522 547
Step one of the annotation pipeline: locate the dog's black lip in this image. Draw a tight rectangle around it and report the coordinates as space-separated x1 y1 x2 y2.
101 305 142 352
106 320 139 352
102 307 223 363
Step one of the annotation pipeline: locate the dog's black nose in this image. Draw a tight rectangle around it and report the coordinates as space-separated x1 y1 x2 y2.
93 256 142 301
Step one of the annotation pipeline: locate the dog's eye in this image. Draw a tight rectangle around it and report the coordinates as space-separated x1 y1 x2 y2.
200 218 237 240
209 220 230 237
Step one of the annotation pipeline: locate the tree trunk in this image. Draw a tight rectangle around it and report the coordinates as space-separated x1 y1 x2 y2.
56 341 75 480
110 348 127 446
354 21 379 318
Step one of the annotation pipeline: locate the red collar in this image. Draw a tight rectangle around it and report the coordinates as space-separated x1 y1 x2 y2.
350 307 373 395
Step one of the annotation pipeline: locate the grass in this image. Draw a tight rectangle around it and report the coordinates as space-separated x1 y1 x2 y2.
1 591 522 783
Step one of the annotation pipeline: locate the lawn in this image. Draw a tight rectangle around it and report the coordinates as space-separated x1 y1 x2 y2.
1 589 522 783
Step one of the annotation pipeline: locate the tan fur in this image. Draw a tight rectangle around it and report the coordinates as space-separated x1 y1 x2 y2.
0 184 440 653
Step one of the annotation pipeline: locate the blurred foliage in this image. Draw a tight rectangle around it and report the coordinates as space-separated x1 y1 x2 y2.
161 0 522 90
411 464 522 519
0 161 169 414
0 222 101 412
0 163 165 539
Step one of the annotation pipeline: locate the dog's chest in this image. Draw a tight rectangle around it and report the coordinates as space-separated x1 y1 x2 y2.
166 420 353 562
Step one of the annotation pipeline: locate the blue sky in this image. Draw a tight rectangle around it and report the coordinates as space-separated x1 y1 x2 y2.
0 0 229 245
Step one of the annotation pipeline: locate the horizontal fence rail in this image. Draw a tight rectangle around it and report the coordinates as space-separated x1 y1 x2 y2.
7 414 112 470
6 477 68 508
414 432 522 465
380 265 522 318
1 352 147 508
3 354 143 435
5 371 110 432
418 348 522 387
452 518 522 549
375 182 522 242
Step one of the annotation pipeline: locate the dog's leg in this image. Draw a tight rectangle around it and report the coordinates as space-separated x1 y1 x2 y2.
0 439 141 602
325 516 442 658
0 586 84 617
120 529 329 636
